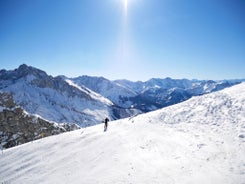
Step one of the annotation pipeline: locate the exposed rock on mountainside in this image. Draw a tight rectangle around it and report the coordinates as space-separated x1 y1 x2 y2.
0 92 80 149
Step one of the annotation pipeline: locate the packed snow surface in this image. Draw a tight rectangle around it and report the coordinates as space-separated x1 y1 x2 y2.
1 83 245 184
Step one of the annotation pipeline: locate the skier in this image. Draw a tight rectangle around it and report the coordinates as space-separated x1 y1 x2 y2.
104 117 109 132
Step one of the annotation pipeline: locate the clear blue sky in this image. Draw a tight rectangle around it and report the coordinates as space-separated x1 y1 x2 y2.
0 0 244 81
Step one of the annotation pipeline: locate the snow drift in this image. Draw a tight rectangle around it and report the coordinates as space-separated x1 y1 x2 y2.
0 83 245 184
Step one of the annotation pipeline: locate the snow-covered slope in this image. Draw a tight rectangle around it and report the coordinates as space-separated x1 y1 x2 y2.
1 83 245 184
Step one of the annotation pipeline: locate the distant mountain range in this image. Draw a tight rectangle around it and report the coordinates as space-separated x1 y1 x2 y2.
0 64 244 148
1 64 244 127
71 75 244 112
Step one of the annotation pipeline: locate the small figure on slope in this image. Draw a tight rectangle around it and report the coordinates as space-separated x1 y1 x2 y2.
104 117 109 132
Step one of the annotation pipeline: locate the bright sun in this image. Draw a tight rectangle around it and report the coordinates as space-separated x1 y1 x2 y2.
123 0 128 12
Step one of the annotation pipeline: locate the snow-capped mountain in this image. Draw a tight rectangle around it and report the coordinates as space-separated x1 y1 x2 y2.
1 64 243 126
1 82 244 184
0 64 136 127
73 76 243 112
0 92 80 149
128 79 242 111
71 76 137 108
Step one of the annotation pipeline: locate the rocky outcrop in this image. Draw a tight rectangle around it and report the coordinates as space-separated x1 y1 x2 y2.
0 92 80 149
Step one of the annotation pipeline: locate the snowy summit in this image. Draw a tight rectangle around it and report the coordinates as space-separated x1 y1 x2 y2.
0 83 245 184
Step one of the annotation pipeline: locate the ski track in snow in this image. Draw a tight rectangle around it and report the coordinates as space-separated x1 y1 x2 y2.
1 83 245 184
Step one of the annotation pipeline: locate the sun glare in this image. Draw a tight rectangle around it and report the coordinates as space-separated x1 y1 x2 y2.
123 0 128 13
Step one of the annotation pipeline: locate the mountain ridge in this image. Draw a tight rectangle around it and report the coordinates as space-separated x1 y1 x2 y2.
0 64 138 127
72 75 244 112
1 64 244 126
